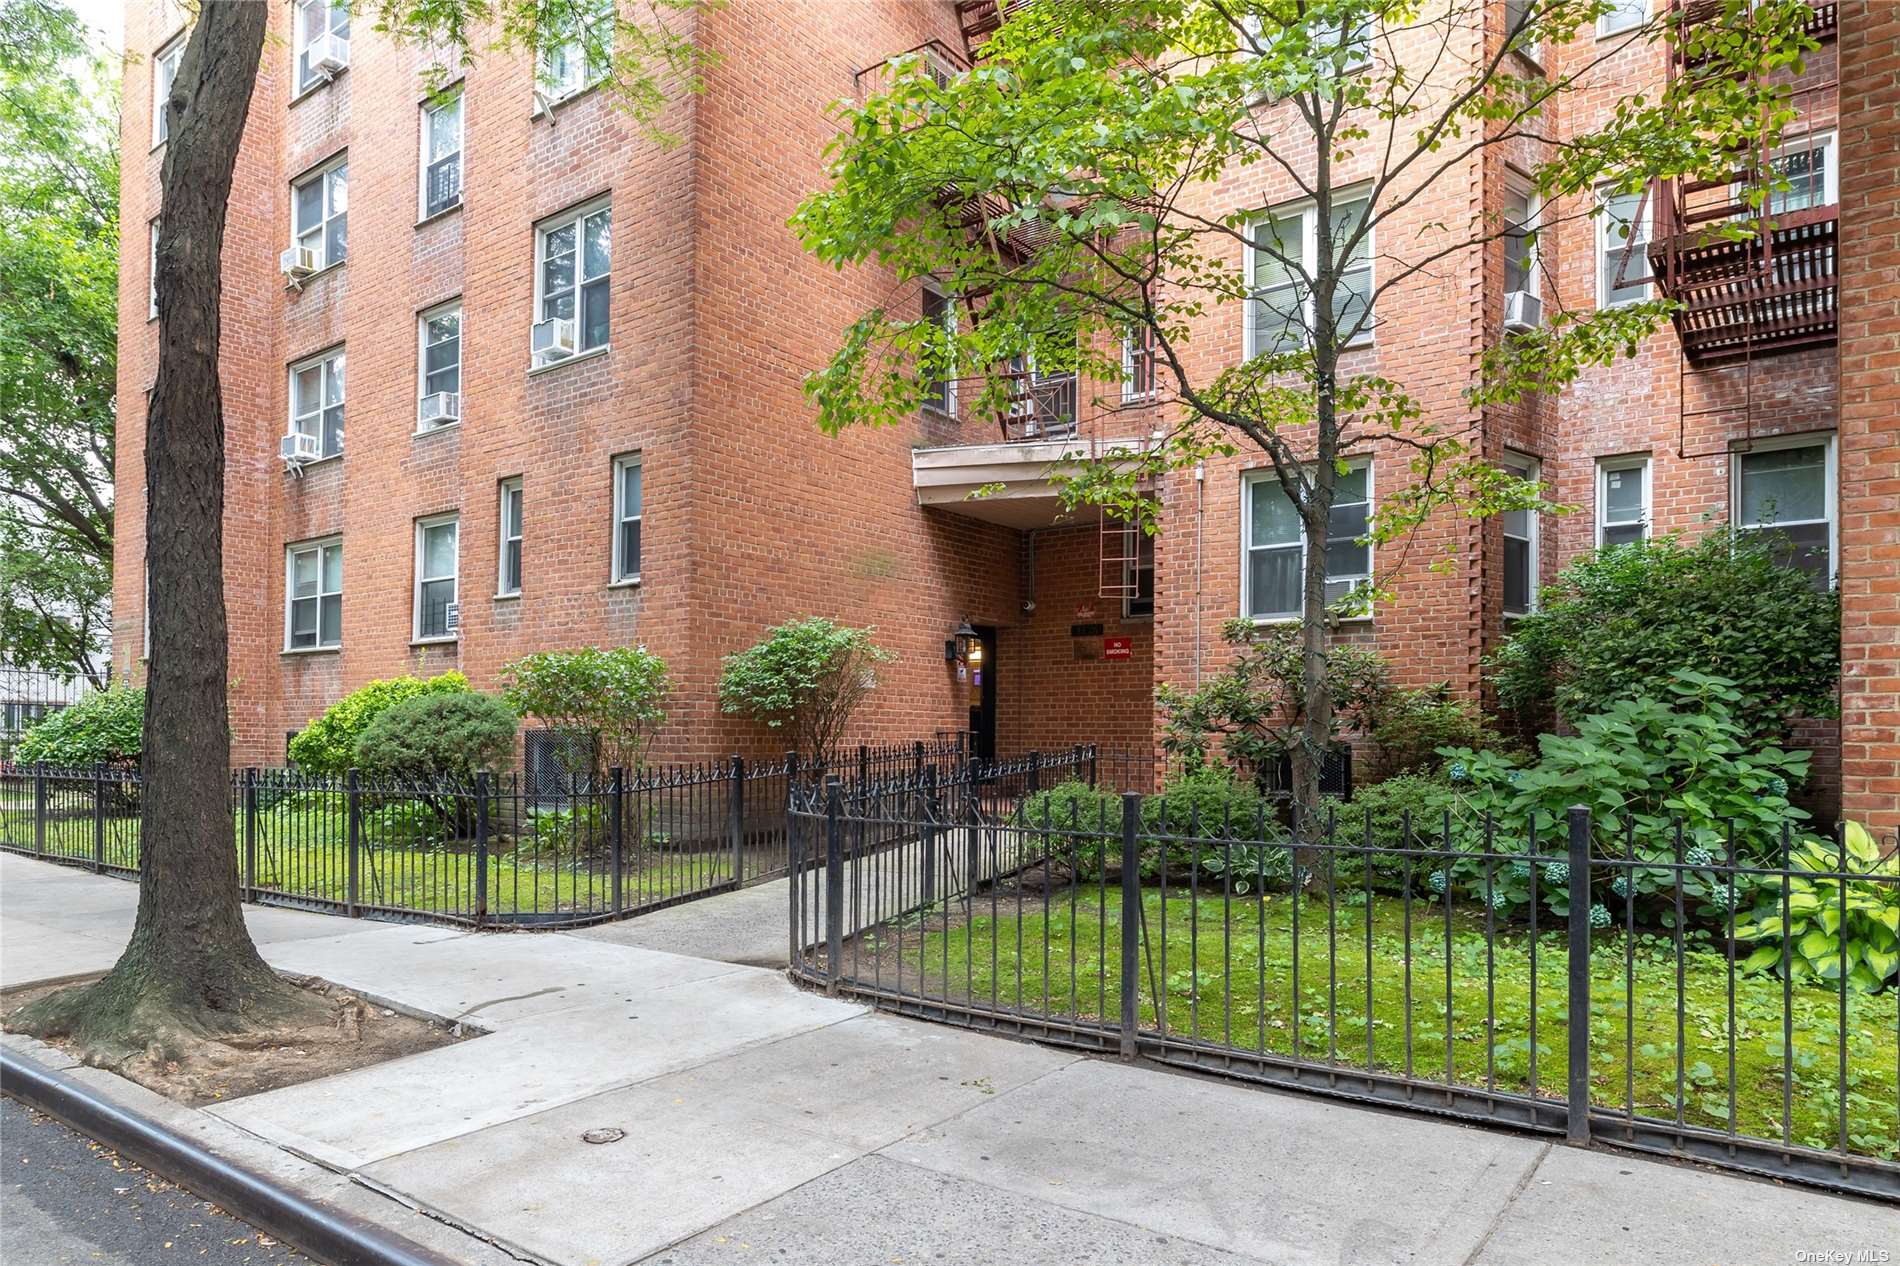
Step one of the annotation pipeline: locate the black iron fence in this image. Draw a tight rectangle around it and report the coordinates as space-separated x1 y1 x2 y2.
788 787 1900 1201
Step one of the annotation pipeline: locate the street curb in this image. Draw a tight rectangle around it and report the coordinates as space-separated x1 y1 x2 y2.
0 1046 463 1266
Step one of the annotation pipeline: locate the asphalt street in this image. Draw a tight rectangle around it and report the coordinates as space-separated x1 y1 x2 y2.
0 1096 304 1266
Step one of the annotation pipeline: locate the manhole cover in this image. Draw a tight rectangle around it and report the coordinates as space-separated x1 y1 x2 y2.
581 1127 625 1145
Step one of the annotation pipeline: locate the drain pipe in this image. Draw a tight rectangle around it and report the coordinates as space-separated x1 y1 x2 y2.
1 1047 463 1266
1193 461 1205 688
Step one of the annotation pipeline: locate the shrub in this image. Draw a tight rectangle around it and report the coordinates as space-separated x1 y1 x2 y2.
1736 823 1900 994
1368 686 1510 778
1140 767 1287 892
718 618 893 758
353 691 519 783
290 672 470 776
16 685 144 766
1157 619 1390 794
502 647 670 774
1016 780 1121 877
1322 773 1453 889
1486 530 1840 739
1436 671 1811 926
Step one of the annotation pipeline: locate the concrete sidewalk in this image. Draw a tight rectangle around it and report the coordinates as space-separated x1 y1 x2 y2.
3 853 1893 1266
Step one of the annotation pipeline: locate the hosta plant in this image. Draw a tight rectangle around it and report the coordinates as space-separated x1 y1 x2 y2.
1736 822 1900 994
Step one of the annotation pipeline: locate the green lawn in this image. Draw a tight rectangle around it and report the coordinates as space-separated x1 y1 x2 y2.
3 809 733 917
851 886 1900 1161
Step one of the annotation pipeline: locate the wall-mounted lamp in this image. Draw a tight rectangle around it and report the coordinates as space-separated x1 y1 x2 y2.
945 617 978 664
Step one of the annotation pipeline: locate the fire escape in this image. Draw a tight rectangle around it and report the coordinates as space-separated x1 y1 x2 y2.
1641 0 1840 457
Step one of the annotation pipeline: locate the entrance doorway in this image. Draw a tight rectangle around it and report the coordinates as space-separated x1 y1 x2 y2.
966 624 998 759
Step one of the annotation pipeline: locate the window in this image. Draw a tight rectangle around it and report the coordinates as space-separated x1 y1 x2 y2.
1123 523 1155 619
284 539 342 651
148 220 160 321
1597 0 1645 37
1735 435 1835 587
1240 10 1373 72
1763 131 1837 215
1122 325 1157 401
291 158 348 271
1248 191 1372 357
1499 454 1540 616
152 35 184 146
533 200 611 364
1242 462 1371 621
417 303 461 427
289 348 345 459
1596 455 1650 547
612 455 642 583
415 515 460 641
921 286 957 414
420 91 463 219
1503 180 1538 297
293 0 350 95
1596 186 1650 307
498 479 523 597
537 0 613 104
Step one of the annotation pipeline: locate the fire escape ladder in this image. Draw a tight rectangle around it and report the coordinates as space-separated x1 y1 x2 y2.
1649 0 1839 458
1098 510 1141 601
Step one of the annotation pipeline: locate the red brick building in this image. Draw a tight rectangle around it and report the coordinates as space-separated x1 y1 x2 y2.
113 2 1895 830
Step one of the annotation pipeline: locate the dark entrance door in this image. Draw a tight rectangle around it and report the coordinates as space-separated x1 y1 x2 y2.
967 625 998 760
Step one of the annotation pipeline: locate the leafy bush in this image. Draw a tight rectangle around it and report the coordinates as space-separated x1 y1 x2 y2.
1737 823 1900 994
1158 619 1390 793
502 647 670 774
1435 671 1811 926
1368 686 1510 778
1016 780 1122 878
290 672 470 776
1140 768 1287 892
719 618 893 758
1486 530 1840 739
1322 774 1452 888
353 691 518 783
16 685 143 766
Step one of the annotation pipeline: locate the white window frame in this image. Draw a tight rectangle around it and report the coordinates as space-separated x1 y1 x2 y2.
283 537 342 652
1596 184 1651 308
416 301 462 430
1245 187 1374 359
1121 325 1158 402
1758 129 1838 215
1597 0 1647 38
293 0 350 96
611 453 642 585
414 514 461 643
291 155 348 272
535 0 613 106
498 478 523 598
1503 174 1540 299
152 34 184 147
1123 522 1156 620
288 347 345 460
1732 432 1837 586
532 197 612 364
1595 454 1652 548
419 90 464 220
147 219 161 321
1499 453 1541 618
1240 460 1373 623
921 285 958 415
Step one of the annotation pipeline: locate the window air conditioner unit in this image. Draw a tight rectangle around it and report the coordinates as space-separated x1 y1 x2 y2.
280 431 322 465
311 33 350 75
1503 289 1542 334
532 318 577 363
443 602 461 633
418 391 460 427
280 246 318 278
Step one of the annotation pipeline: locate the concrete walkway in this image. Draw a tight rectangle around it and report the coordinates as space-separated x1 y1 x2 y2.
3 853 1894 1266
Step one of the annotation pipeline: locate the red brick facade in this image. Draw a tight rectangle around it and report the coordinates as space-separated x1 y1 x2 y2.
114 3 1893 829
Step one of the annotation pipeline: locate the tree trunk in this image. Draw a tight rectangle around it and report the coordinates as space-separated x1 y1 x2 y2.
13 2 321 1062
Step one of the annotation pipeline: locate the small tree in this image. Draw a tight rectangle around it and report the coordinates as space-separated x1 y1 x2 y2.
288 671 471 777
502 647 671 776
719 618 894 758
1486 529 1840 739
1157 619 1389 793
